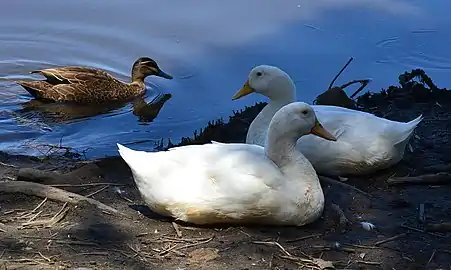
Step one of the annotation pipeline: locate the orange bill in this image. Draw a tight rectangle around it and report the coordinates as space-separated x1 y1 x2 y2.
232 80 255 100
310 120 337 141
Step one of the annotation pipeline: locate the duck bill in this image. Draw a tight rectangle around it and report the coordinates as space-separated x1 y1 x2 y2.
155 69 173 80
310 120 337 141
232 80 255 100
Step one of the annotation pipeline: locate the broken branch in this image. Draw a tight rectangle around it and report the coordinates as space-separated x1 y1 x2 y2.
387 173 451 186
319 176 371 197
328 57 354 89
0 181 125 217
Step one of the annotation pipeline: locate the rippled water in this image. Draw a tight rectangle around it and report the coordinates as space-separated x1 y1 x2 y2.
0 0 450 158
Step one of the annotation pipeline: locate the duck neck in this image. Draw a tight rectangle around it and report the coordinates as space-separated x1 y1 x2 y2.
265 128 298 168
246 80 297 145
130 72 146 91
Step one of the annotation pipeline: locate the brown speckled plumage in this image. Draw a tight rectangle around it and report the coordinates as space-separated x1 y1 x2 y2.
15 57 173 104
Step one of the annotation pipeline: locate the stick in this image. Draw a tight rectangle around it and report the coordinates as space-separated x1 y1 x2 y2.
17 164 104 185
286 233 322 243
172 222 183 238
387 173 451 185
400 224 445 238
252 241 292 257
19 197 47 219
328 57 354 89
51 183 127 188
418 204 425 224
17 168 66 184
340 79 371 99
0 181 124 217
319 175 371 197
356 260 381 266
426 249 436 266
373 233 407 246
425 222 451 232
85 186 109 198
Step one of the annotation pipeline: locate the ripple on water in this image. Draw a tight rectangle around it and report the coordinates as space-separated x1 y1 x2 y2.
374 29 451 71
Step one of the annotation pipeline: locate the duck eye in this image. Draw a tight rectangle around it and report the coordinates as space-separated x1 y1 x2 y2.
301 110 308 115
256 71 262 77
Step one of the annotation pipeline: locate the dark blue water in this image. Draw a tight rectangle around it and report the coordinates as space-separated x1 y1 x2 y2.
0 0 450 158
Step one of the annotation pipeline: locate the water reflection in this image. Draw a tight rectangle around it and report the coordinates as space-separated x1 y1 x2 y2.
14 93 172 125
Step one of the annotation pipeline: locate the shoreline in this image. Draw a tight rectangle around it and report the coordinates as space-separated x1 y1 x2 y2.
1 69 451 269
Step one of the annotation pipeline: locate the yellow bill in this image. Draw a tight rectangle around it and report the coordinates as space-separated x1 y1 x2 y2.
232 80 255 100
310 120 337 141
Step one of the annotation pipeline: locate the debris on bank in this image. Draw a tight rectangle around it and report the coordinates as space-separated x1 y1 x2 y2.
1 69 451 269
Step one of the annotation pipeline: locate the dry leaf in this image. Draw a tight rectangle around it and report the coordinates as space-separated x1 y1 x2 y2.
312 258 335 269
188 248 220 263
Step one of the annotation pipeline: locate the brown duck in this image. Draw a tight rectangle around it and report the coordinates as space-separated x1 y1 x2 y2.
15 57 173 103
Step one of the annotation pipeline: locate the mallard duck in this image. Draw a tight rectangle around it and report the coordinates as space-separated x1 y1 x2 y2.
15 57 173 103
232 65 423 177
117 102 337 226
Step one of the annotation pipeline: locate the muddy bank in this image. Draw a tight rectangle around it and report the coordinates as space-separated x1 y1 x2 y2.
1 69 451 269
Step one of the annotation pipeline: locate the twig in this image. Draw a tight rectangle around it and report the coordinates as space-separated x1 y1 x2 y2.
286 233 322 243
252 241 292 257
0 162 18 168
328 57 354 89
319 175 371 197
159 244 179 256
0 180 125 217
342 243 379 249
418 204 425 224
19 197 48 219
356 260 381 265
373 233 407 246
78 252 109 256
54 240 99 246
172 222 183 238
37 252 52 262
23 210 44 225
425 222 451 232
340 79 371 99
426 249 436 266
159 236 214 255
85 185 109 198
313 245 355 253
162 236 212 243
400 224 445 238
51 183 127 187
387 173 451 186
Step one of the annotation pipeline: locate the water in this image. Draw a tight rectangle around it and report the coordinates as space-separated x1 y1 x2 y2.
0 0 450 158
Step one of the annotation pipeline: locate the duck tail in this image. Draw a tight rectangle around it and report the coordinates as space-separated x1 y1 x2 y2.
117 143 152 173
15 80 49 99
394 114 423 145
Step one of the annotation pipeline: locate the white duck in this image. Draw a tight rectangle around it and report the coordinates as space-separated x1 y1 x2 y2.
232 65 423 177
117 102 337 226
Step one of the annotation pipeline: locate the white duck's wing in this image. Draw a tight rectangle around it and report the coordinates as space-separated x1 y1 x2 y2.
296 107 423 175
118 143 285 207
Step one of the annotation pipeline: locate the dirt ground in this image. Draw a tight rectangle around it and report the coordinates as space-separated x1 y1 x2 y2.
1 69 451 269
